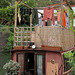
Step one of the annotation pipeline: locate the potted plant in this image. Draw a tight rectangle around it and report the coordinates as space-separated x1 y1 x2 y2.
3 60 21 75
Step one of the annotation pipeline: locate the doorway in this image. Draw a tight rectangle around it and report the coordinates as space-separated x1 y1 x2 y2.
17 52 45 75
25 53 34 75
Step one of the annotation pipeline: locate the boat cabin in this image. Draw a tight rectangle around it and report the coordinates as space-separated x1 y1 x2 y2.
11 0 75 75
11 48 74 75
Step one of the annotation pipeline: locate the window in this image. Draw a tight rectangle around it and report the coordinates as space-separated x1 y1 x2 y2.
63 51 74 72
73 19 75 26
35 52 45 75
37 55 43 75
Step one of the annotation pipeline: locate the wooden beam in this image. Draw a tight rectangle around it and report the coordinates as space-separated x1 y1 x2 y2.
38 11 43 15
21 3 33 9
18 0 22 4
65 0 72 10
30 12 32 34
15 0 18 27
22 3 43 14
65 0 73 27
60 0 63 26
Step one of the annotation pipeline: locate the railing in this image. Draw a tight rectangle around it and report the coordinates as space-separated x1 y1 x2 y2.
14 27 35 46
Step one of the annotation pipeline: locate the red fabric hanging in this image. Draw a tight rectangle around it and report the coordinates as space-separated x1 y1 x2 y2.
57 11 61 22
63 9 66 27
42 7 55 26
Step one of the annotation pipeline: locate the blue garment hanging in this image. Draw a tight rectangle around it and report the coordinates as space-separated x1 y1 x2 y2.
65 12 69 28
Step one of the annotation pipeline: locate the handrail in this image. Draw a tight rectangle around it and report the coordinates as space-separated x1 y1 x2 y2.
14 27 35 46
63 67 73 74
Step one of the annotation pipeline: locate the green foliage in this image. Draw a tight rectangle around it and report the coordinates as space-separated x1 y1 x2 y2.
21 0 35 8
64 51 74 65
69 0 73 4
0 6 15 25
69 9 73 30
0 0 35 25
0 53 10 75
69 8 75 33
0 26 14 51
35 0 54 7
3 60 21 75
64 51 75 74
25 0 35 8
0 25 14 74
0 0 15 8
0 0 9 8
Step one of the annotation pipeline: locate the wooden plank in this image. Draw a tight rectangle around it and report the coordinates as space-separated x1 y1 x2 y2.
22 3 43 15
15 41 30 42
14 36 31 38
22 28 24 46
38 11 43 15
21 28 22 46
22 3 33 9
17 28 19 45
15 31 31 34
18 0 22 4
16 27 34 29
27 28 28 46
60 0 63 26
30 13 32 34
46 62 58 75
35 26 36 44
15 0 18 27
63 67 73 74
14 27 18 46
65 0 72 10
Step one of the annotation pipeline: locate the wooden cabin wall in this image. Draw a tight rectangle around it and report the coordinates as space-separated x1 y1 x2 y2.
12 52 17 62
45 52 63 75
12 51 25 75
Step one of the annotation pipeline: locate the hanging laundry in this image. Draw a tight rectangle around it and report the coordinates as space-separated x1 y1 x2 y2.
45 20 48 26
20 8 24 15
57 11 61 22
20 8 31 15
63 9 66 27
42 7 55 26
38 15 43 26
18 8 21 23
32 8 38 25
27 8 32 15
65 13 69 28
23 8 26 14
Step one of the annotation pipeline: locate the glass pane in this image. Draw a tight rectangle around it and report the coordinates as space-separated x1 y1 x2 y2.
37 55 43 75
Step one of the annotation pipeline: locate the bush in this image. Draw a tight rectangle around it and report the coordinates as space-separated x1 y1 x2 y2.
3 60 21 75
0 6 15 25
0 25 14 51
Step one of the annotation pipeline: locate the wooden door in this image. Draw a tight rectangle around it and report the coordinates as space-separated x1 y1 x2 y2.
24 52 34 75
46 62 58 75
17 53 25 75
